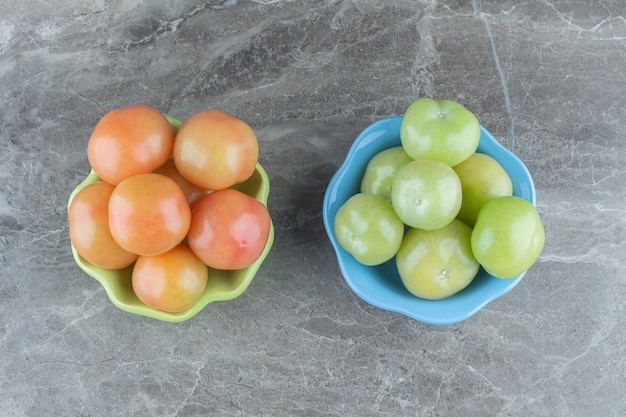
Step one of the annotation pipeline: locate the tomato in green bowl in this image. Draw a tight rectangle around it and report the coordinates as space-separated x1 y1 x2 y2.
67 117 274 322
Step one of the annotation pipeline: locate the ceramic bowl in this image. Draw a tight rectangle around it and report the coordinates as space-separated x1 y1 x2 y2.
67 117 274 322
322 116 536 325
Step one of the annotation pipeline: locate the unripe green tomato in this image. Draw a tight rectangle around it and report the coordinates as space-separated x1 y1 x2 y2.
453 153 513 228
334 193 405 266
396 219 480 300
390 159 462 230
360 146 413 203
400 98 480 167
471 196 545 278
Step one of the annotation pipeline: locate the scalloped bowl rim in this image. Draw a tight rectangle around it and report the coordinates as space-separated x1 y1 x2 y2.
67 117 274 322
322 116 536 325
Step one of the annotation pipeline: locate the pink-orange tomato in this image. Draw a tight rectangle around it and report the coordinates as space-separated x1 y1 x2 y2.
132 243 208 312
68 181 138 269
153 159 212 210
87 105 174 185
188 189 271 270
173 110 258 190
108 173 191 256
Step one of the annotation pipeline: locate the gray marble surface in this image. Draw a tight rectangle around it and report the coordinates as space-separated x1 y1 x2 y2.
1 1 624 416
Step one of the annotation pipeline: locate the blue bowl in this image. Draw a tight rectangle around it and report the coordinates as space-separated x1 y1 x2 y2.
322 116 536 325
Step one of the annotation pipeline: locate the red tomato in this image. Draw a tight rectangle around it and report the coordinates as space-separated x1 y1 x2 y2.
153 159 212 209
68 181 138 269
108 173 191 256
188 189 271 270
87 105 174 185
173 110 258 190
132 243 208 312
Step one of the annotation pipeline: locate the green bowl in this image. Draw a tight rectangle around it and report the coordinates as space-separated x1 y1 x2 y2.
67 117 274 322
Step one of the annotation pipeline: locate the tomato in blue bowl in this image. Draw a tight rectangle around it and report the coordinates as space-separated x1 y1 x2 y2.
322 116 536 325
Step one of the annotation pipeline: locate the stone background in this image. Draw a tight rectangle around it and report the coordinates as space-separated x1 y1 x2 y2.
1 1 624 416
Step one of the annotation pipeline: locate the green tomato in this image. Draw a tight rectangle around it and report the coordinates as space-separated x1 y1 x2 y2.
471 196 545 278
396 219 480 300
334 193 404 266
360 146 413 202
453 152 513 228
390 159 462 230
400 98 480 167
